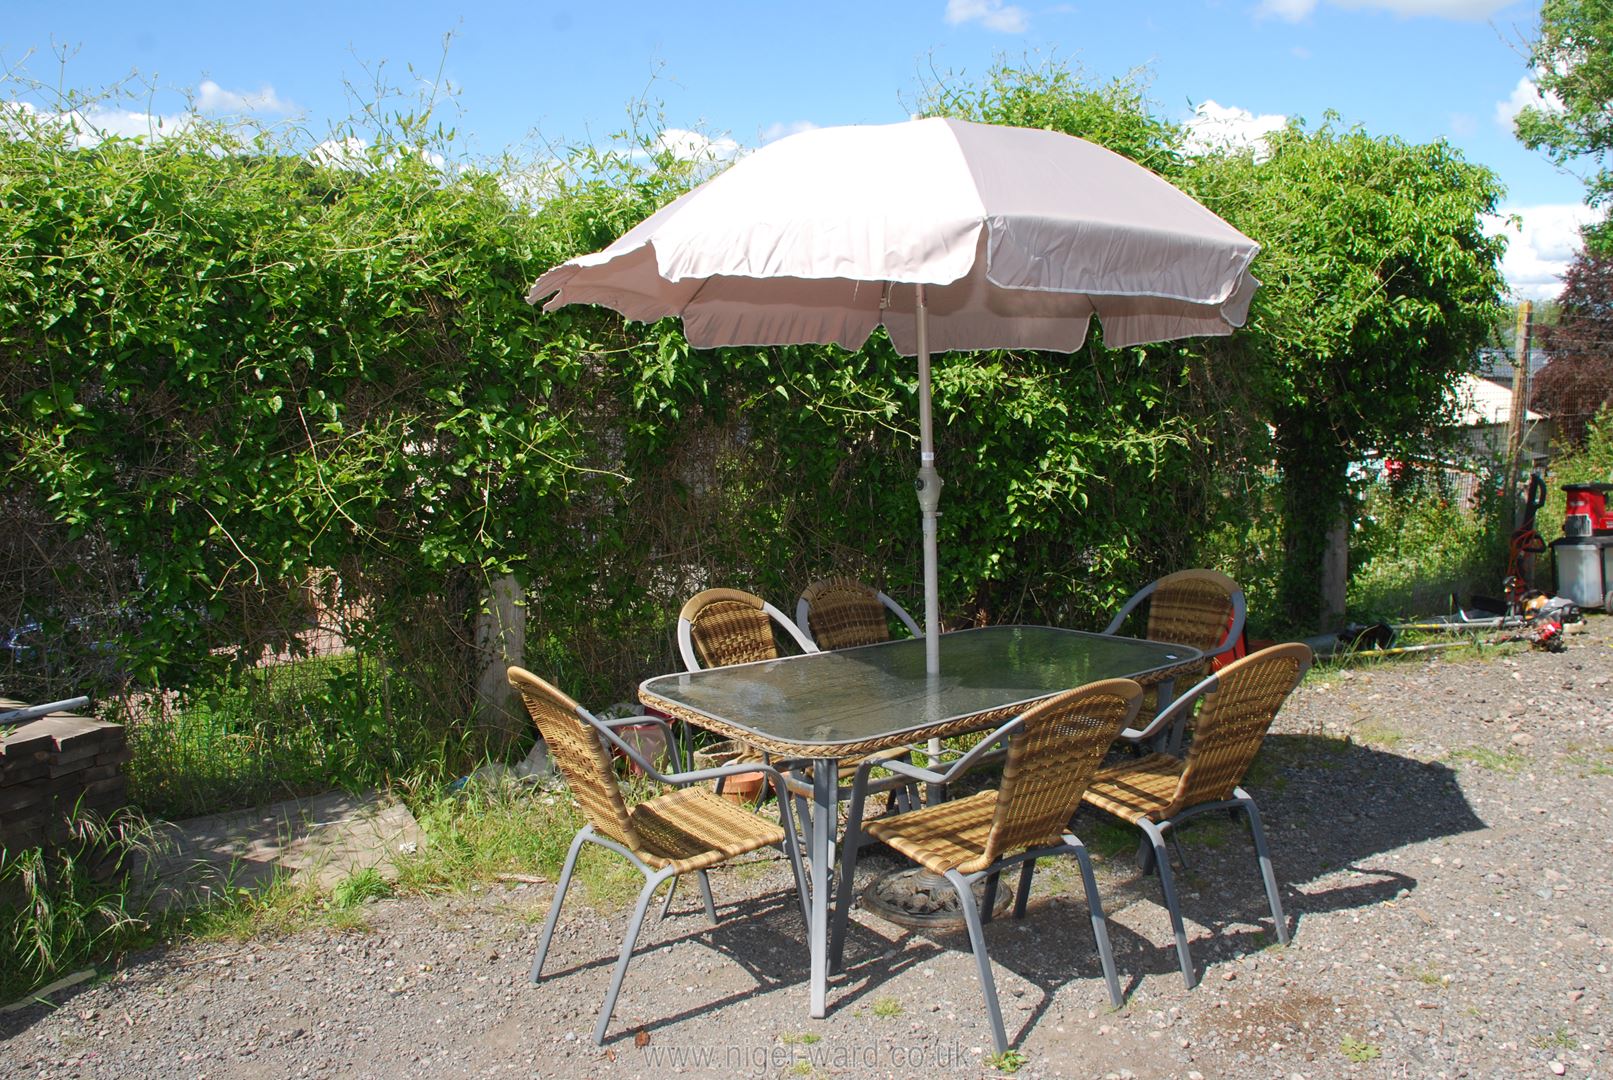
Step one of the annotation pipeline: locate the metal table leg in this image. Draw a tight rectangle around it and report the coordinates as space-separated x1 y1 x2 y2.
809 755 835 1018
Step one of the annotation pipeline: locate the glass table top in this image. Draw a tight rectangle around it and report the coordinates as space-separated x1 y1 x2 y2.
639 625 1198 751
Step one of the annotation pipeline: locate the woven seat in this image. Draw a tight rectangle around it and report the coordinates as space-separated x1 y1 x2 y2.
1079 642 1312 989
831 679 1144 1055
508 667 807 1046
629 787 787 874
795 577 921 651
1082 753 1184 821
1101 569 1246 749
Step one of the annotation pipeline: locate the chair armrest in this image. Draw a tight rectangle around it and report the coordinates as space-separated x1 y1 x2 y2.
849 718 1023 791
1101 581 1155 636
1123 667 1219 743
597 714 685 772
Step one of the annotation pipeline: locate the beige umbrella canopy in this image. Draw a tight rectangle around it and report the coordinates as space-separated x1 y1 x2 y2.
528 116 1260 675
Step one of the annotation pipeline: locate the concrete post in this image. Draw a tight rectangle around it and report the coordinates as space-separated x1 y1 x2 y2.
1320 515 1349 632
474 573 528 749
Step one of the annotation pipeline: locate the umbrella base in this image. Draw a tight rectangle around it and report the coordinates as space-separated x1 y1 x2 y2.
860 867 1013 929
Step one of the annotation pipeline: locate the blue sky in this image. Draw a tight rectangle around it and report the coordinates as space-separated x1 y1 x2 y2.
2 0 1595 299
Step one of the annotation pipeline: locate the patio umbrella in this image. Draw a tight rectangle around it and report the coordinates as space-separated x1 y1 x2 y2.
527 116 1260 678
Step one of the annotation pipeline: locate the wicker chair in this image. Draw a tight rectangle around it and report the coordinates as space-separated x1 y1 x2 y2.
1101 568 1246 750
677 587 818 671
1080 642 1312 989
829 679 1145 1055
507 667 808 1046
677 586 914 836
794 577 921 650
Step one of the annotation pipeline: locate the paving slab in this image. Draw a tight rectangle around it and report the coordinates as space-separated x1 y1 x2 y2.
137 789 423 908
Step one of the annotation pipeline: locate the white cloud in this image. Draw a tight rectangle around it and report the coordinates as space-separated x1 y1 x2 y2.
1182 100 1288 159
945 0 1029 33
761 120 819 144
1494 76 1565 131
656 127 741 163
1 98 195 147
1258 0 1317 20
195 79 294 116
1485 203 1600 301
308 135 372 169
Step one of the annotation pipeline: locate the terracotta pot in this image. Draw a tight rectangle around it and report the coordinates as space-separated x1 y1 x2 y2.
692 740 766 804
717 768 767 805
612 723 668 775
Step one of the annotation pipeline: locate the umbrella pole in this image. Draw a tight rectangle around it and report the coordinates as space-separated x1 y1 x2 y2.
915 285 944 773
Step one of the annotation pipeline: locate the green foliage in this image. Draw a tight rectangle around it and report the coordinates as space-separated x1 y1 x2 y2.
0 811 157 1001
1516 0 1613 249
329 867 392 909
1192 121 1507 623
1534 407 1613 540
1348 473 1508 619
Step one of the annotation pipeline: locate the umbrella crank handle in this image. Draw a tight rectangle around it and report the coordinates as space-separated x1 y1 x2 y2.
916 465 943 514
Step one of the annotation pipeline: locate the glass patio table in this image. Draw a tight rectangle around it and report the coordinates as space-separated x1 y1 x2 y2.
638 624 1202 1018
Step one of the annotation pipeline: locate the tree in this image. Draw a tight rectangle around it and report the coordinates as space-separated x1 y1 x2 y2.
1534 245 1613 443
1190 122 1509 626
1516 0 1613 250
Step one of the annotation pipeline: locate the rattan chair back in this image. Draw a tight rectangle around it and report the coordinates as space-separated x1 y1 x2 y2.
1145 569 1241 652
1164 642 1312 818
507 667 642 852
971 679 1143 870
798 577 892 650
679 587 809 669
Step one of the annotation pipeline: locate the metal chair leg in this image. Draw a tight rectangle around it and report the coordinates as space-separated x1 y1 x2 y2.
828 780 873 974
1012 860 1035 919
1141 819 1196 989
1067 836 1123 1009
697 869 718 925
1238 790 1289 945
593 869 671 1045
659 876 679 920
980 871 1002 925
947 868 1010 1056
532 828 589 983
771 774 811 929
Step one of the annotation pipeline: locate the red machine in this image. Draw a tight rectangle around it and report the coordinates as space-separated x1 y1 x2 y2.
1563 483 1613 538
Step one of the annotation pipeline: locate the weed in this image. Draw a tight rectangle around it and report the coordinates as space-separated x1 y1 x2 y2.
779 1032 822 1045
330 867 392 910
1351 719 1406 750
789 1061 814 1077
1409 963 1446 987
1448 747 1526 772
986 1048 1028 1073
1339 1036 1381 1063
0 809 162 1001
871 996 903 1018
1532 1026 1575 1050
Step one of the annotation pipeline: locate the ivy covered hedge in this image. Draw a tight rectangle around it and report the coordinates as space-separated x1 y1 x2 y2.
0 64 1508 799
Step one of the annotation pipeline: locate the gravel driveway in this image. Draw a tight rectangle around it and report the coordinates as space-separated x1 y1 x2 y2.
4 619 1612 1079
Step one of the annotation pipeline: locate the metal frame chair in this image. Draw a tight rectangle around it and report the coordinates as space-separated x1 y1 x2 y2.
1101 568 1247 750
677 587 818 671
1079 642 1313 989
829 679 1145 1055
794 577 922 650
507 667 809 1045
677 586 915 844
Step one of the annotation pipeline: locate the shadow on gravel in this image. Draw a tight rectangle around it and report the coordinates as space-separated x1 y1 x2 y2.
823 733 1489 1042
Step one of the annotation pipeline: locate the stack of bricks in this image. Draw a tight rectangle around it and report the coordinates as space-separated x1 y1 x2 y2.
0 699 130 852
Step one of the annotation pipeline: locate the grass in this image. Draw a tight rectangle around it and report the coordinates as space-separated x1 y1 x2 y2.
1350 719 1406 750
1339 1035 1382 1063
871 996 903 1018
1533 1025 1576 1051
0 810 164 1003
1447 746 1527 773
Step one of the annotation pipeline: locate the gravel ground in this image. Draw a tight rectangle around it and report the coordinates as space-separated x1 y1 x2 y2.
4 618 1612 1079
